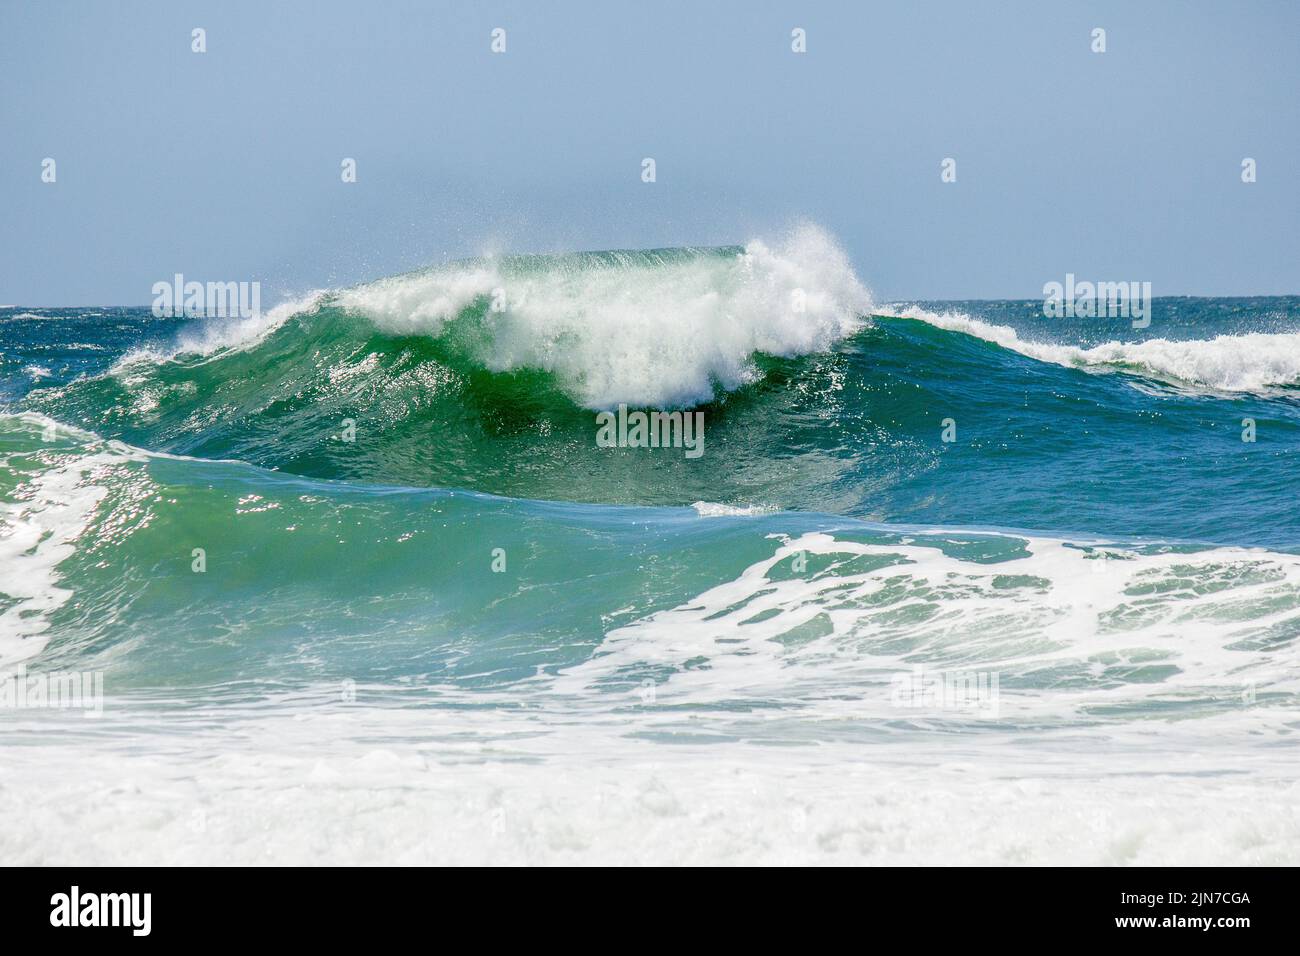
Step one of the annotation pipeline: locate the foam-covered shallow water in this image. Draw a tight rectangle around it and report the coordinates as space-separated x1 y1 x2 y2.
3 699 1297 865
3 227 1299 864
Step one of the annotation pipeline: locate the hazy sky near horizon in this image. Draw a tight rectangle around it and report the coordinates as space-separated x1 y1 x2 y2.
2 0 1297 305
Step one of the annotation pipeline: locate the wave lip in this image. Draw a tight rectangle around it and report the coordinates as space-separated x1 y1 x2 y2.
333 223 873 408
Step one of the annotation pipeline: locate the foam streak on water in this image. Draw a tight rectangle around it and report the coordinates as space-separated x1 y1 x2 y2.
892 305 1300 392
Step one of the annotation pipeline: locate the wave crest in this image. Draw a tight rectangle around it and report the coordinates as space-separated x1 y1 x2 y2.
335 223 871 408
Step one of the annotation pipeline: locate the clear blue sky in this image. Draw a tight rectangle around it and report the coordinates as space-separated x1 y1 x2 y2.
2 0 1297 305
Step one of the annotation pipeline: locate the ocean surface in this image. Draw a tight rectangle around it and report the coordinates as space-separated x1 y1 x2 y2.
2 226 1299 864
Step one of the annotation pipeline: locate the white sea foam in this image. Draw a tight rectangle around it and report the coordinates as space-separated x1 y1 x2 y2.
337 224 873 408
0 414 142 668
0 684 1296 865
892 305 1300 392
557 528 1300 727
690 501 779 517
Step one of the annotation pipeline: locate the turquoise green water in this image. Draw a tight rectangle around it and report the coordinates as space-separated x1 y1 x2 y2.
3 240 1300 719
